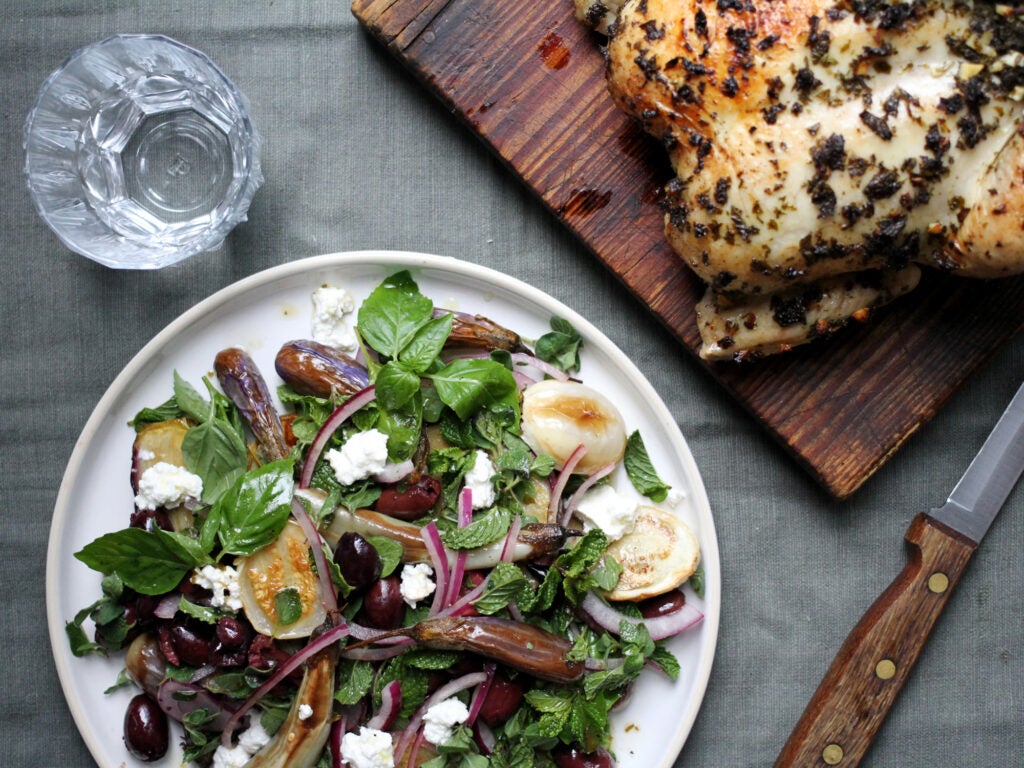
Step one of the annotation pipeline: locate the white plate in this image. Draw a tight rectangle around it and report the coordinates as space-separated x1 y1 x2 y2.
47 251 720 768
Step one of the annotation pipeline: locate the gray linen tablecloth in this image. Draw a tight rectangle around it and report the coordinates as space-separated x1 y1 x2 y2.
2 3 1021 766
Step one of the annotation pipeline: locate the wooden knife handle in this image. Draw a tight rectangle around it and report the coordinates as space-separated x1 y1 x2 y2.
773 513 977 768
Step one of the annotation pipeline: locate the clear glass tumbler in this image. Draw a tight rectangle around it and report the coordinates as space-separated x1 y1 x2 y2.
24 34 263 269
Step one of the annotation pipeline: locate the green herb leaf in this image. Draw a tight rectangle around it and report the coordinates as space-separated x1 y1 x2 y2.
534 316 583 373
375 361 422 411
181 417 248 505
441 507 512 550
357 271 434 359
401 313 453 372
335 660 375 706
623 430 671 502
129 397 184 431
215 460 295 556
173 371 212 423
472 562 528 615
429 359 518 421
179 597 221 625
366 536 404 578
274 587 303 626
75 528 203 595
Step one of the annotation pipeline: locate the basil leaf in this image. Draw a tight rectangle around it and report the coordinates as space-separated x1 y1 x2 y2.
181 417 248 505
215 460 295 556
400 313 452 373
429 359 518 421
375 361 422 411
357 271 434 359
129 397 184 431
623 430 671 502
173 371 211 424
75 528 203 595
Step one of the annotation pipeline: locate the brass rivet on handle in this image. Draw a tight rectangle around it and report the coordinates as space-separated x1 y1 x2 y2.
928 572 950 594
822 743 844 765
875 658 896 680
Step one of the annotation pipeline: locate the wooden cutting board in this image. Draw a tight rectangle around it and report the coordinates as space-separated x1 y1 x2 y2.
351 0 1024 499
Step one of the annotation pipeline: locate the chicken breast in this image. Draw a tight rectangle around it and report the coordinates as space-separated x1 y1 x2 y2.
577 0 1024 359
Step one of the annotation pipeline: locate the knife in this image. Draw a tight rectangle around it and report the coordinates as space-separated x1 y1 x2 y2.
773 380 1024 768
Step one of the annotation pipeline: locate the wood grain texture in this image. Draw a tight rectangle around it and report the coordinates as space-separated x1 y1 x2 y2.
351 0 1024 498
772 514 977 767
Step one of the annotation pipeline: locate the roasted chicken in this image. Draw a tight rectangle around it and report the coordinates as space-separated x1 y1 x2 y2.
575 0 1024 359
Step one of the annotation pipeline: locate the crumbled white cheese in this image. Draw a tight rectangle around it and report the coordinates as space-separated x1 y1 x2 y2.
574 484 639 543
191 564 243 612
400 562 436 607
422 697 470 746
464 450 496 509
327 429 389 486
340 726 395 768
298 703 314 721
665 487 685 508
134 461 203 510
236 717 272 754
311 285 358 352
212 744 251 768
212 716 272 768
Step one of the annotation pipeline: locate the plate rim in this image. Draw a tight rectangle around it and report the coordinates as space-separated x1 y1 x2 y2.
46 249 720 767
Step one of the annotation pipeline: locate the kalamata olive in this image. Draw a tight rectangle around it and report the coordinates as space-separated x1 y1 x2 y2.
638 589 687 620
124 693 169 762
167 623 212 667
129 508 173 531
361 576 405 629
334 532 382 589
374 475 442 520
478 672 524 725
552 746 614 768
216 616 253 649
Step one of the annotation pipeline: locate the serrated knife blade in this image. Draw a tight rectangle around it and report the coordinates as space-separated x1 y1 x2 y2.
774 380 1024 768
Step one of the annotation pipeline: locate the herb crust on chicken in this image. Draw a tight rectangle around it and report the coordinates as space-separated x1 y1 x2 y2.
575 0 1024 360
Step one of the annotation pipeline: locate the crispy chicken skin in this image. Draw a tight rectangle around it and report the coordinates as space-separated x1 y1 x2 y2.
576 0 1024 359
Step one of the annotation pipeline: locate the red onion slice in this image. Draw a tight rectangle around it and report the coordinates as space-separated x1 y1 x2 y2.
394 671 489 766
365 680 403 731
291 497 338 614
510 352 569 382
549 444 587 521
560 461 616 527
421 522 450 617
580 591 704 641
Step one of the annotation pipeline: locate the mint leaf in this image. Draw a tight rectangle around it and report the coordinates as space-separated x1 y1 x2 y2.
429 359 518 421
623 430 671 502
335 660 375 706
215 460 294 556
366 535 404 578
471 562 528 615
75 528 203 595
534 316 583 373
275 587 303 626
357 271 434 359
441 507 512 550
182 417 248 505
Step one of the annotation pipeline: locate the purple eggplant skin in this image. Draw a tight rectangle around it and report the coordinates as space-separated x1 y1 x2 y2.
214 347 289 462
274 339 370 399
435 309 528 353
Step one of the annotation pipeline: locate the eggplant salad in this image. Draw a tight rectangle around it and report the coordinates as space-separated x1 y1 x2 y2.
67 271 706 768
